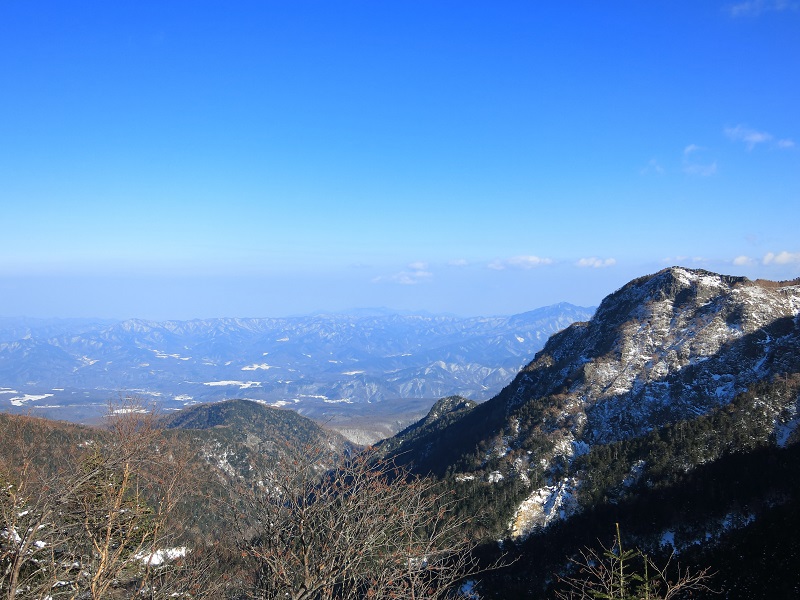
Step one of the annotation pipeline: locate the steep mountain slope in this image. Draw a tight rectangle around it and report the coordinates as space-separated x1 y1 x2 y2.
384 268 800 536
378 395 478 456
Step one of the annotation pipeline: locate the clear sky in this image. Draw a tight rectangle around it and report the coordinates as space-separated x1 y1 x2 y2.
1 1 798 319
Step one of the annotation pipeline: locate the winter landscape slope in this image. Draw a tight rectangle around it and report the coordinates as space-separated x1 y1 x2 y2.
379 267 800 597
387 267 799 472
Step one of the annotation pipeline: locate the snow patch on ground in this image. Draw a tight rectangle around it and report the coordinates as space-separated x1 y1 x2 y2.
152 350 191 361
242 363 276 371
775 419 799 447
623 460 646 488
111 407 148 414
203 380 262 389
10 393 54 407
487 471 504 483
134 547 188 566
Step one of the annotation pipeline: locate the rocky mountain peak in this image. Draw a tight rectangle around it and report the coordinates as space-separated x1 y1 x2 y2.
509 267 800 445
385 268 800 538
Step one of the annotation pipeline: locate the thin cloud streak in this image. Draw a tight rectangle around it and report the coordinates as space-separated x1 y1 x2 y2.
724 124 794 150
683 162 718 177
640 158 665 176
728 0 800 17
488 256 554 271
576 257 617 268
682 143 717 176
373 262 434 285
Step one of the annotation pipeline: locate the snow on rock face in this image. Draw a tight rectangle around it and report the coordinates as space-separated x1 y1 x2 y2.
509 477 579 539
399 269 799 538
774 395 800 448
510 268 800 445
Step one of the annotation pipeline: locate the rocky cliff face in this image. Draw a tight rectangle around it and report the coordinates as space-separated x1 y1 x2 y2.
509 267 800 446
386 267 800 540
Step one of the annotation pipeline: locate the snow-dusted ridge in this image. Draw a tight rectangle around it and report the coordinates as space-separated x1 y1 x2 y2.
388 268 800 540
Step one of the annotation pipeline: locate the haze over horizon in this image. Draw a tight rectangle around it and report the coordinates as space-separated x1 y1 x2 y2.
2 1 798 320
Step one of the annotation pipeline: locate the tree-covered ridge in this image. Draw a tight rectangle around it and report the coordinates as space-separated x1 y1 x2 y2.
161 398 350 454
370 268 800 597
376 395 478 456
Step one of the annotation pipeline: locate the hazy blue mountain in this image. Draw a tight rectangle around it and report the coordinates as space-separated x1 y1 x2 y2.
0 304 593 428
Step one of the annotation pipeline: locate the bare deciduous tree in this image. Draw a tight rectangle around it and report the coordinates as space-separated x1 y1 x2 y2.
1 400 222 600
236 444 492 600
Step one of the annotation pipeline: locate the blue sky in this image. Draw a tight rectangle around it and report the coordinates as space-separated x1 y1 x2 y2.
1 1 798 319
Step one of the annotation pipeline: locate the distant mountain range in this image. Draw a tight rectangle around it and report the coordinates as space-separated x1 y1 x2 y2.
0 304 593 434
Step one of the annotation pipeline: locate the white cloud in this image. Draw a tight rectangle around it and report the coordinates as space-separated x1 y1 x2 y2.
733 255 756 266
640 158 665 176
763 251 800 265
576 257 617 268
724 125 794 151
682 144 717 176
372 262 433 285
488 255 553 270
724 125 773 149
728 0 799 17
683 162 718 176
448 259 469 267
508 256 553 269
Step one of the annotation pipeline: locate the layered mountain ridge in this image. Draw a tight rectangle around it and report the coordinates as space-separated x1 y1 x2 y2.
0 304 593 427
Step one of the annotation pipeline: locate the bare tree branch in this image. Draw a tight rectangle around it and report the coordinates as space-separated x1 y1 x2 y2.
235 443 497 600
